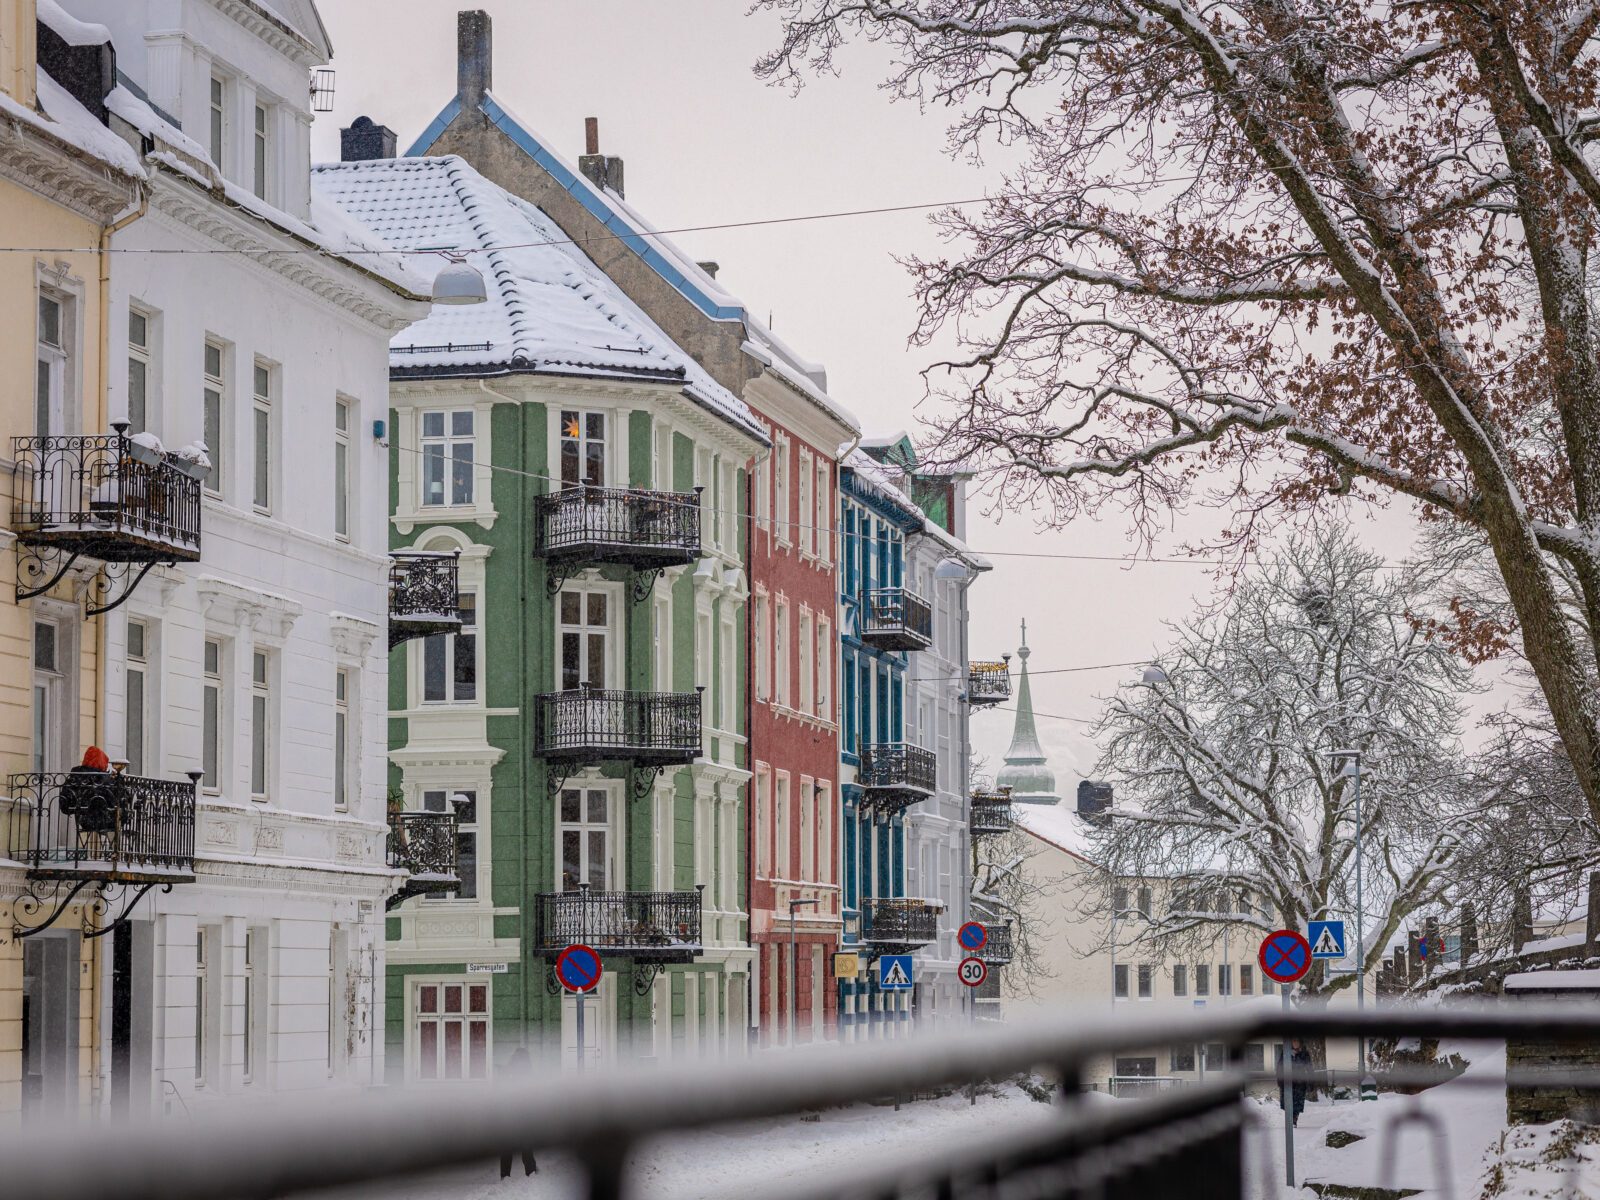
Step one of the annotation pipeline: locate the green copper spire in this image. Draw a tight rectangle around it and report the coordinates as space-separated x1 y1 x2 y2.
996 619 1060 805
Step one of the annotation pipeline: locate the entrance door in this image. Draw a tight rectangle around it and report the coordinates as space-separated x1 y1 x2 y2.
21 933 78 1117
414 980 490 1081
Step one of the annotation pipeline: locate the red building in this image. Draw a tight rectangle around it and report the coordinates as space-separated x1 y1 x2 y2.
745 351 858 1046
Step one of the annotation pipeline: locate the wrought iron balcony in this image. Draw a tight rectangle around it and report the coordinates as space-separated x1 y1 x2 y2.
858 742 937 814
970 789 1014 836
5 769 197 882
11 431 202 614
861 897 941 949
533 886 703 962
967 659 1011 707
386 809 462 908
978 922 1013 966
535 688 702 766
388 550 461 650
534 485 701 570
860 587 933 652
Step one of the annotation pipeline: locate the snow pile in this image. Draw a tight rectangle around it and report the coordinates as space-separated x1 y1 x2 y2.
0 69 143 179
1481 1120 1600 1199
36 0 110 46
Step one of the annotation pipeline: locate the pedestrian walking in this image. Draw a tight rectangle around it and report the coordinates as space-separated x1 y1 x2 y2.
498 1048 538 1180
1281 1037 1312 1126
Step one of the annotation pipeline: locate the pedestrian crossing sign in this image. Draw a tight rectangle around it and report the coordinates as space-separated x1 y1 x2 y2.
1308 920 1346 959
878 954 914 991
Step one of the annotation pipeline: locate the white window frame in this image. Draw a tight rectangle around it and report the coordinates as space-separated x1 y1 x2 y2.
202 637 225 793
250 648 271 802
421 788 478 900
815 782 832 886
773 435 790 548
31 614 70 774
35 291 68 439
419 408 477 509
798 608 813 714
755 766 771 879
126 618 149 776
718 616 735 731
816 615 831 720
556 583 618 692
410 977 492 1083
127 305 152 435
558 408 609 488
753 593 769 703
242 928 260 1084
815 460 831 564
209 74 226 169
774 772 791 881
333 668 351 811
420 591 478 705
800 777 815 881
333 397 352 541
555 782 621 891
798 448 813 557
251 360 274 513
252 100 270 201
203 340 227 498
774 599 789 709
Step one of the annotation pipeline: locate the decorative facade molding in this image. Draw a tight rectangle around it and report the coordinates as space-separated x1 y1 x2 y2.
328 612 381 661
196 575 303 641
0 112 143 223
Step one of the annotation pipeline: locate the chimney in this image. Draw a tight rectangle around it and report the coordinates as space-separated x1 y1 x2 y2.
458 10 492 108
578 117 626 198
697 261 720 280
1076 780 1112 827
36 15 115 125
340 116 396 162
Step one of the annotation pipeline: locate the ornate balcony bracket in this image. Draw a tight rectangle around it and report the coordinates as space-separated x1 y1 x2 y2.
630 764 665 803
545 961 564 997
81 880 170 938
84 559 163 617
9 878 93 940
15 544 85 602
632 958 664 996
546 765 576 802
544 558 582 598
9 877 169 941
629 567 663 604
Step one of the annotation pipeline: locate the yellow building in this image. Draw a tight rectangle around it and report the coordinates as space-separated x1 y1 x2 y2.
0 0 144 1117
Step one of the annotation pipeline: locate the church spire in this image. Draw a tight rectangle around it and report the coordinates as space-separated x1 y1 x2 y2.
995 619 1060 805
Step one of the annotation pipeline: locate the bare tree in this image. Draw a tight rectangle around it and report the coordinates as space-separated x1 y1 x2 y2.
1078 525 1478 999
755 0 1600 821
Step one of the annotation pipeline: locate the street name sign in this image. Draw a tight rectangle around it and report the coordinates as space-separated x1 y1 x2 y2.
1258 929 1312 984
878 954 914 991
1308 920 1346 959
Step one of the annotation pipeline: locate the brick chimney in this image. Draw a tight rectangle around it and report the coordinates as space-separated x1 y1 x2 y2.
458 9 492 109
340 116 396 162
579 117 626 198
1076 780 1112 827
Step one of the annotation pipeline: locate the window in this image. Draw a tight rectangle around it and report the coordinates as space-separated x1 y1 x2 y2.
754 596 769 702
652 596 671 688
774 773 790 879
1173 963 1188 997
1137 886 1152 917
243 929 258 1083
333 669 350 811
333 399 350 539
1195 965 1211 997
815 461 830 563
194 931 209 1085
203 341 225 496
816 782 832 884
559 410 605 487
1204 1043 1227 1071
252 103 268 200
1171 1045 1196 1072
1261 976 1275 996
798 610 813 713
36 293 66 438
1113 885 1129 915
250 650 270 800
719 619 734 728
415 982 489 1081
202 639 222 790
816 617 831 718
31 618 62 774
421 410 474 506
127 308 150 434
773 436 790 546
1243 1043 1266 1070
252 363 272 511
558 788 610 891
755 769 771 877
798 449 813 556
209 76 224 167
1113 963 1129 999
800 780 815 880
1219 964 1233 996
1241 964 1255 996
1137 964 1154 999
775 601 791 707
557 589 607 691
753 458 768 531
424 790 477 899
423 593 477 702
126 620 148 775
327 934 338 1072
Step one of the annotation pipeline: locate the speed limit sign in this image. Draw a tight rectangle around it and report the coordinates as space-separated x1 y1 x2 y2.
958 956 988 987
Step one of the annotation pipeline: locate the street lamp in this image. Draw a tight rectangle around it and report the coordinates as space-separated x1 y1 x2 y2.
431 254 489 305
1328 748 1372 1094
1142 664 1170 684
789 897 821 1047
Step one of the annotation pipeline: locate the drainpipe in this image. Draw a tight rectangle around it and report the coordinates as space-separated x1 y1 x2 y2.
743 446 769 1048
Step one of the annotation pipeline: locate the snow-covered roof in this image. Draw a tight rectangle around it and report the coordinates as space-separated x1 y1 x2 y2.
842 446 921 518
314 155 766 443
1504 969 1600 990
408 91 860 436
0 68 143 179
1013 801 1098 866
37 0 110 46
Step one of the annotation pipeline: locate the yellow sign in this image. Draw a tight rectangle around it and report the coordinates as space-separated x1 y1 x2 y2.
832 952 860 980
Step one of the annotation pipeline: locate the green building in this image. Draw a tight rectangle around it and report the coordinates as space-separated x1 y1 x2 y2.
318 153 765 1076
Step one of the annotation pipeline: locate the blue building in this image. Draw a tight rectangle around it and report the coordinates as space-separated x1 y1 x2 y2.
837 450 939 1037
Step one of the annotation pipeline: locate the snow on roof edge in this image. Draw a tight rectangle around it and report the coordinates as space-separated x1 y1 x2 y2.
37 0 110 46
1 68 143 179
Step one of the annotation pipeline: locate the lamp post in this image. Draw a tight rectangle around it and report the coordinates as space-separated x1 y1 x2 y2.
789 897 821 1046
1329 749 1370 1091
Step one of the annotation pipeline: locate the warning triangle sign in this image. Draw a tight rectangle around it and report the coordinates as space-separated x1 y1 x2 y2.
881 959 912 988
1313 926 1342 956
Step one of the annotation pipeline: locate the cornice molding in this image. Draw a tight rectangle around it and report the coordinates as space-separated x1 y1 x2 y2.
0 111 142 223
207 0 322 66
328 612 381 661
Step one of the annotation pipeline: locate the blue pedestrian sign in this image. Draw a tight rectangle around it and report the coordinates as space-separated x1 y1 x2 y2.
1308 921 1347 960
878 954 914 991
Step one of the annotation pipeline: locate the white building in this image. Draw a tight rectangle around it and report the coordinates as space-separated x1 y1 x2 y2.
63 0 428 1107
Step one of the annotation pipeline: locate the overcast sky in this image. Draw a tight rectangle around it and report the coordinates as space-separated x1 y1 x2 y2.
309 0 1477 786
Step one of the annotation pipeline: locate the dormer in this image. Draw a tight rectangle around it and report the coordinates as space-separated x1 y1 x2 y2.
60 0 331 221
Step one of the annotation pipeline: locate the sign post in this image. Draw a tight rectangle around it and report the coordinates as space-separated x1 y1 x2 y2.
957 954 987 1106
1259 930 1312 1189
556 944 602 1073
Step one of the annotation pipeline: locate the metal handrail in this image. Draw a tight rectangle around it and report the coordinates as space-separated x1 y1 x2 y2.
533 484 701 562
858 742 937 794
385 810 459 880
534 688 702 761
862 896 941 944
533 887 703 958
968 660 1011 703
862 586 933 646
5 770 197 878
969 789 1013 834
388 551 460 620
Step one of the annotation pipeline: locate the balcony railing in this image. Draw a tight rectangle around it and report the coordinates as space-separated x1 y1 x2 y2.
970 789 1013 836
534 485 701 569
533 887 703 961
388 550 461 650
860 587 933 652
858 743 937 813
11 433 202 563
535 688 702 765
967 659 1011 707
978 922 1013 966
5 769 197 882
861 897 941 948
386 810 461 907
